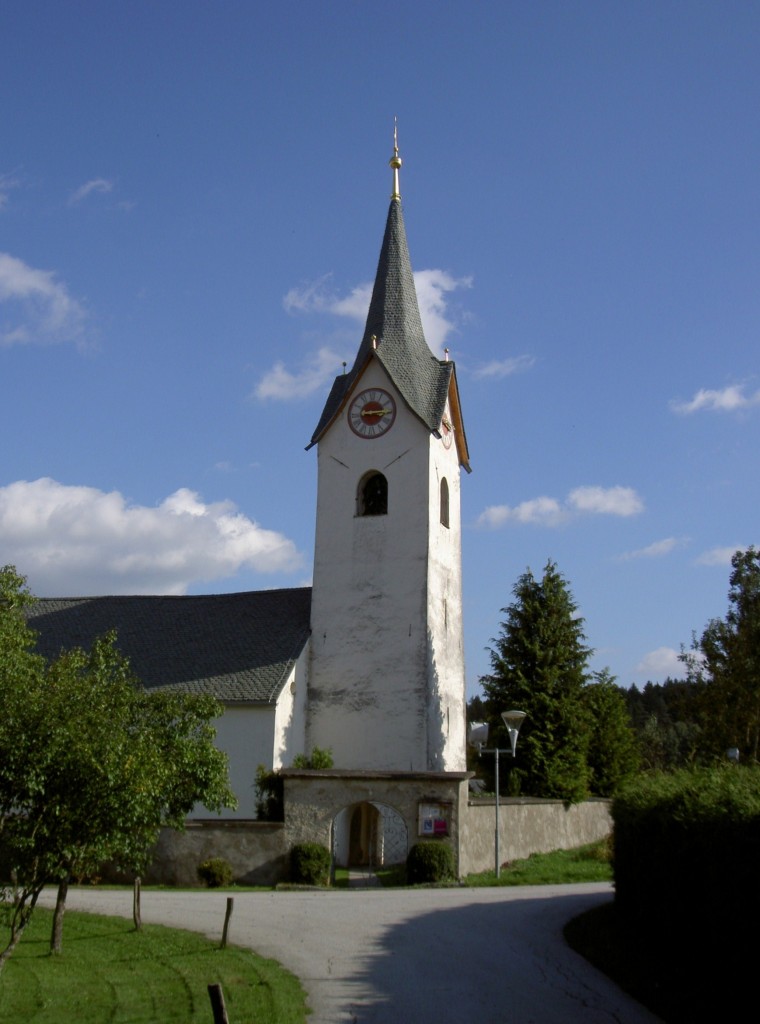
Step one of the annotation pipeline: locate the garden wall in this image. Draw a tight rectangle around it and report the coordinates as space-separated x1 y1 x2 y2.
459 798 612 876
94 794 611 886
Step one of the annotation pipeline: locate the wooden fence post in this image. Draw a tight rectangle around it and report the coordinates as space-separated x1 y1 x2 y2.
220 896 234 950
133 877 142 931
207 983 230 1024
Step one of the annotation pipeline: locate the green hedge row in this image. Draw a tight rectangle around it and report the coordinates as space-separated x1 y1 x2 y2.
612 766 760 1015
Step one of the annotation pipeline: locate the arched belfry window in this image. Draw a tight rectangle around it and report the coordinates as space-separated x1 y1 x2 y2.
440 477 450 528
358 471 388 517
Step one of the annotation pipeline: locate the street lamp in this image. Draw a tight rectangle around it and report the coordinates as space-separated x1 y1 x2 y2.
468 710 527 879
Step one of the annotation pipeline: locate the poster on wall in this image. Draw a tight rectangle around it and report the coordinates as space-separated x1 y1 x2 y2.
418 802 450 837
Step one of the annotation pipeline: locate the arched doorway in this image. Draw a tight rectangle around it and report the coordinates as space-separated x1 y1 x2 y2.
333 801 408 868
349 802 379 866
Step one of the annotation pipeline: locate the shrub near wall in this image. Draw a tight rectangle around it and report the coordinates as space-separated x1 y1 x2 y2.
612 766 760 1016
290 843 331 886
407 841 455 884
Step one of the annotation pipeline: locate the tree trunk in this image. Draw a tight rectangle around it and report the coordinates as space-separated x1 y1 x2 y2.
50 876 69 955
0 886 43 973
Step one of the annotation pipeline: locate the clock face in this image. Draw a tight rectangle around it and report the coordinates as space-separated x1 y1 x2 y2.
348 388 396 438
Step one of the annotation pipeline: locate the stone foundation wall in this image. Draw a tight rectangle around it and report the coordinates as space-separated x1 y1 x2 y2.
459 798 612 876
138 820 288 887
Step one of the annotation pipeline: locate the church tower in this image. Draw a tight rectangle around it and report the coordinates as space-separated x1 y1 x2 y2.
306 134 470 772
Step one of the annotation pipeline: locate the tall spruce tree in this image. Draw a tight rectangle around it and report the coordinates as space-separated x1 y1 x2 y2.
481 561 592 801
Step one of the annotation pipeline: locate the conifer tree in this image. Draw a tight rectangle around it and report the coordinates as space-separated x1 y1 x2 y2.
481 561 592 801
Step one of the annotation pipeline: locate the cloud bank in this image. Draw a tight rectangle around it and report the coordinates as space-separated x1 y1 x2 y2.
472 355 535 380
0 478 302 596
68 178 114 206
0 252 88 346
635 646 686 680
671 384 760 414
617 537 687 561
695 545 747 567
478 485 644 528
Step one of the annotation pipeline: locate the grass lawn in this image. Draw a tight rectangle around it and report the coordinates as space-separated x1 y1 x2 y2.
0 907 308 1024
464 839 613 886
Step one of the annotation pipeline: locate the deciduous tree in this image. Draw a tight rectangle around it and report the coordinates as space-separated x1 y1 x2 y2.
0 566 235 968
682 547 760 762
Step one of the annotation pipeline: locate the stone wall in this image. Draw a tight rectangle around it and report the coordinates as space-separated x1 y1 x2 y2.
459 797 612 876
283 769 470 872
140 820 288 887
95 789 611 886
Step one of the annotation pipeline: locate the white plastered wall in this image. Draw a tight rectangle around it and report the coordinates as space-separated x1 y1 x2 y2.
308 358 466 771
192 647 308 819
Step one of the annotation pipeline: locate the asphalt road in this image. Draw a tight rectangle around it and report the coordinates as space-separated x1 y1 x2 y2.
41 883 661 1023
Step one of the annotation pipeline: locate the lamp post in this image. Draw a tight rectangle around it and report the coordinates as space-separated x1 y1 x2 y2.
469 710 527 879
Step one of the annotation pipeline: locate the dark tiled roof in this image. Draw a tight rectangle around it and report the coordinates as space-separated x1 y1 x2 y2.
26 589 312 704
309 198 454 447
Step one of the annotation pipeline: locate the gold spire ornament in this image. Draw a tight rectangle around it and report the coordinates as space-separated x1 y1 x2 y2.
389 117 402 201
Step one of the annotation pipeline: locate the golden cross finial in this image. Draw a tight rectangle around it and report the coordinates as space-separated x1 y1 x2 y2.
389 117 402 201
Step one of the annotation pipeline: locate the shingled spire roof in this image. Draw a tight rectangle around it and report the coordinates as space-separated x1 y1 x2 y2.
308 137 469 468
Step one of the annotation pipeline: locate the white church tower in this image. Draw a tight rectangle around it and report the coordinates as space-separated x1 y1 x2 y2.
306 134 471 773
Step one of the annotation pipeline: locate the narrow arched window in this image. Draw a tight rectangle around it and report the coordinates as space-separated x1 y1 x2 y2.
440 477 450 528
358 472 388 516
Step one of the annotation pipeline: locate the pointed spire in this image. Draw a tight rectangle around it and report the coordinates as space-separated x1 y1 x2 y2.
390 117 402 201
308 132 470 472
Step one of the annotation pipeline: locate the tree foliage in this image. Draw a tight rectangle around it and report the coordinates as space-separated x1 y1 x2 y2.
0 566 235 968
624 678 703 771
682 547 760 762
582 669 639 796
480 561 592 801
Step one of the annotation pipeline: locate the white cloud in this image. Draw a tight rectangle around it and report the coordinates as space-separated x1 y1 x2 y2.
473 355 535 380
0 252 88 346
264 267 471 399
283 274 335 314
696 545 747 567
477 485 644 529
635 647 686 680
670 384 760 414
618 537 686 561
68 178 114 206
412 269 472 355
478 497 565 528
254 346 347 400
0 478 302 595
0 172 22 211
568 486 644 517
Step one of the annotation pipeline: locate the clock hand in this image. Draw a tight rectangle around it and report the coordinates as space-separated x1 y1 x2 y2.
360 408 391 417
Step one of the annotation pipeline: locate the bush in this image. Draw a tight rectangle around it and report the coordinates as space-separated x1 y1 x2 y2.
290 842 331 885
291 747 334 769
197 857 234 888
255 764 284 821
406 841 455 884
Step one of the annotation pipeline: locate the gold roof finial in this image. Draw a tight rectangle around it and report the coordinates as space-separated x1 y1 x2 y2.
389 117 402 201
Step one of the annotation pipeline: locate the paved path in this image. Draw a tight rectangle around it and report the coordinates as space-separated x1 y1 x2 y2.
41 884 661 1023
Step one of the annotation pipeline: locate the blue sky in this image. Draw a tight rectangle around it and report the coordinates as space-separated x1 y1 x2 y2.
2 1 758 695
